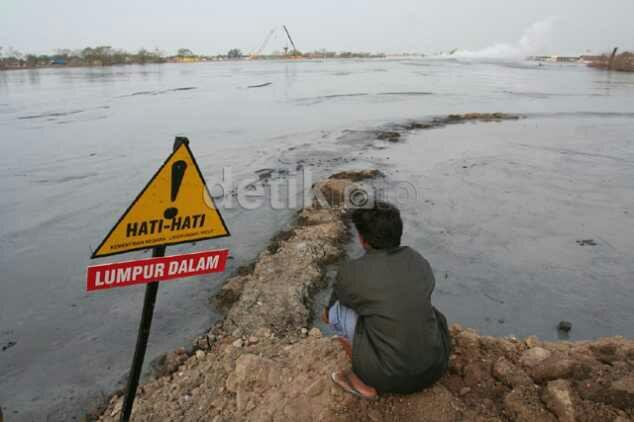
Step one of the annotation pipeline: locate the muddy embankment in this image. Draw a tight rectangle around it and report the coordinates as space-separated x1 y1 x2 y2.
588 52 634 73
98 115 634 422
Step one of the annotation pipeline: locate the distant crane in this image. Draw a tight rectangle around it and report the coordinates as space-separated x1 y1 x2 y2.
249 25 300 59
250 27 277 59
282 25 299 57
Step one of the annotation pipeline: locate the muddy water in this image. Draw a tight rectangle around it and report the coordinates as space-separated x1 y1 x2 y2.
1 59 634 420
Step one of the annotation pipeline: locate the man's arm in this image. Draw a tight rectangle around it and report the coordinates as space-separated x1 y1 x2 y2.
332 264 369 312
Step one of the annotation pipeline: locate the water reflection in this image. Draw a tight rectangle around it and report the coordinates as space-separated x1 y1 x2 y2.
26 69 40 85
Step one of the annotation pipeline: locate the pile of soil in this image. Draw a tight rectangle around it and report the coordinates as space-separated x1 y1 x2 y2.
97 173 634 422
588 52 634 72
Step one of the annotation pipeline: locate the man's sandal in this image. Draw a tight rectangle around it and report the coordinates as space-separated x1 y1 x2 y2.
330 370 379 401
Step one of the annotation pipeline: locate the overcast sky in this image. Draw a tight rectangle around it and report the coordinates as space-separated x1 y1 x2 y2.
2 0 633 56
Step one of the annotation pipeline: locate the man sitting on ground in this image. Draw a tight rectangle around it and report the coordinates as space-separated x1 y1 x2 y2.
323 201 450 399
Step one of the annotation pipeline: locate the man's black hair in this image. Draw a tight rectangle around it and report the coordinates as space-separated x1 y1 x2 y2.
351 201 403 249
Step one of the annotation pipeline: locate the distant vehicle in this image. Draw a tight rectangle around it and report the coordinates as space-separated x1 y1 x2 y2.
51 58 66 65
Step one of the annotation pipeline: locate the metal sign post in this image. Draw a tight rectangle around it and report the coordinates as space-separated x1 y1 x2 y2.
87 137 231 422
119 245 165 422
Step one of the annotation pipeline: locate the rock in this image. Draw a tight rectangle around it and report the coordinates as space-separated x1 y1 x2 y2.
247 336 258 345
576 239 597 246
504 386 557 422
454 328 480 349
367 408 382 421
558 321 572 333
305 378 325 397
194 335 211 350
542 380 576 422
611 375 634 394
587 339 623 364
195 350 205 360
225 354 260 393
300 328 308 336
308 327 322 338
232 339 244 348
530 356 580 383
1 341 16 352
525 336 542 349
110 399 123 417
215 276 249 310
459 387 471 396
150 348 190 378
479 335 518 356
607 376 634 410
254 327 272 338
463 362 490 387
520 347 552 368
376 131 401 142
492 357 533 387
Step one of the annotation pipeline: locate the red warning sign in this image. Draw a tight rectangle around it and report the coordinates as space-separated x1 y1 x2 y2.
86 249 229 291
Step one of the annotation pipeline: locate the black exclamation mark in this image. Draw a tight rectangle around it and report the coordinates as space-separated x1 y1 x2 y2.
163 160 187 219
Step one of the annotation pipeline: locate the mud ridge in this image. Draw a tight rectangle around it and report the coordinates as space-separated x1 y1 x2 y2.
97 171 634 422
338 113 523 145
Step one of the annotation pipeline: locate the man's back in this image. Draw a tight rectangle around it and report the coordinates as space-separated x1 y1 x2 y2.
334 246 450 393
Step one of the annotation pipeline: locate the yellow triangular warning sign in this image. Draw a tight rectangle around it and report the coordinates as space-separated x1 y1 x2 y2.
92 142 230 258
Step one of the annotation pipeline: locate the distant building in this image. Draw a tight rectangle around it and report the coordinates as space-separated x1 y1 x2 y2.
528 55 581 63
174 56 200 63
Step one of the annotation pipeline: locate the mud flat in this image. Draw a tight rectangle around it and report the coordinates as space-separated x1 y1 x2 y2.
94 170 634 422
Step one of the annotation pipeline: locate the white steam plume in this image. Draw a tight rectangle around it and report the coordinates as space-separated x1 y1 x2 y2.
450 17 559 59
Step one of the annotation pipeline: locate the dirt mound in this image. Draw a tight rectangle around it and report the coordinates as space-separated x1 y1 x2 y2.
98 325 634 421
328 169 383 182
337 113 522 146
98 172 634 422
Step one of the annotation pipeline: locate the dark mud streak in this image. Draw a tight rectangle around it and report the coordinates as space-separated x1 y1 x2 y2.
524 111 634 119
18 110 84 120
18 105 110 120
377 91 434 96
2 341 16 352
338 113 523 145
33 172 99 184
323 93 368 98
514 143 634 164
118 87 197 98
248 82 272 88
503 90 607 98
295 92 437 106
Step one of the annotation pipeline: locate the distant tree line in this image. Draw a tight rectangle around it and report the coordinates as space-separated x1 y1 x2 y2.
1 45 388 70
0 45 169 69
251 49 386 59
0 46 251 69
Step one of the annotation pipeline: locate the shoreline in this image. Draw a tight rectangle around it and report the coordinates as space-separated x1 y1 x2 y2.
95 170 634 421
0 56 394 73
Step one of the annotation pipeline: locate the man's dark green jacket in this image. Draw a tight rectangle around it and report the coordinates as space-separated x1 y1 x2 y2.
329 246 450 394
